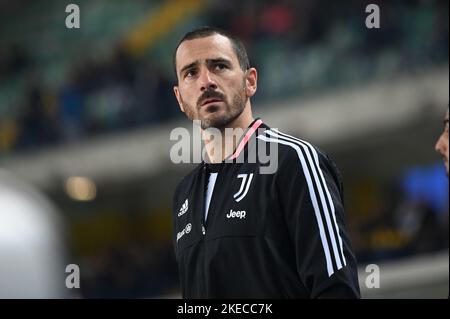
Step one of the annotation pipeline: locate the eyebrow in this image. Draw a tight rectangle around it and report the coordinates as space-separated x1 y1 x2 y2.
206 58 232 66
179 58 232 76
179 61 199 77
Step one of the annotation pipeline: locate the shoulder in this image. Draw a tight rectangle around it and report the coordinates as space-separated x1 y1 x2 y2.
257 128 344 197
256 128 333 172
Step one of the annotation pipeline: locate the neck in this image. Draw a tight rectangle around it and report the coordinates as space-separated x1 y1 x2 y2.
202 103 254 163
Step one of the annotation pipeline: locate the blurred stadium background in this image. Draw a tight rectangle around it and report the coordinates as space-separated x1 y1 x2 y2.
0 0 448 298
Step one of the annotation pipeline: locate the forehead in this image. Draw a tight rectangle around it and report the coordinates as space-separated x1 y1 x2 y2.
175 34 238 71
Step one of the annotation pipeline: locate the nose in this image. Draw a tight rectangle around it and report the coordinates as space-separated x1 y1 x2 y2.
435 134 444 154
199 68 217 91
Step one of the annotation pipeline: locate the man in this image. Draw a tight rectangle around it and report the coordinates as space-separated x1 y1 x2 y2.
171 26 360 298
434 108 449 301
435 108 449 176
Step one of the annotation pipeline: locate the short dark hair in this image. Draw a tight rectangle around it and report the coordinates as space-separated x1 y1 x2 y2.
173 26 250 80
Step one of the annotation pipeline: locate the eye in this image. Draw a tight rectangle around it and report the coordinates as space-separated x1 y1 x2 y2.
185 69 197 78
214 63 227 71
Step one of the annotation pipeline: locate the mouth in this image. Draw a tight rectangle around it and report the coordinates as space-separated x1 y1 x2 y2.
201 98 223 107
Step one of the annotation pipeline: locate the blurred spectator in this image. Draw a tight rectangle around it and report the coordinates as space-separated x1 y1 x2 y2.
0 44 30 82
59 71 85 141
16 84 60 150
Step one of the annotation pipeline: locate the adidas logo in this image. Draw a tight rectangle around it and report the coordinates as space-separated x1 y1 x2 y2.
178 199 188 217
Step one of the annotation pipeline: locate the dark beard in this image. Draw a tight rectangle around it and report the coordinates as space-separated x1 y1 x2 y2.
181 81 248 130
200 91 247 130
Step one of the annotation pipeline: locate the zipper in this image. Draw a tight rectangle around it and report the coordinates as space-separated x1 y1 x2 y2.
201 162 207 297
200 161 222 296
201 224 206 235
202 162 207 236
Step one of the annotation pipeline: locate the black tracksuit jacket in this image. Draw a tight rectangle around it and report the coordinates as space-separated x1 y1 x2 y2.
172 118 360 298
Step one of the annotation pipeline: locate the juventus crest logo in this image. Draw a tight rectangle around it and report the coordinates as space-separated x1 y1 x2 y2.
234 174 254 202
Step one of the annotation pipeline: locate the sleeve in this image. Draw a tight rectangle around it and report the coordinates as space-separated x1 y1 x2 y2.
276 145 360 298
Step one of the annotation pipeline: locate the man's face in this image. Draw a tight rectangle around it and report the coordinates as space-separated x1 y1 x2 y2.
174 34 257 130
435 110 449 176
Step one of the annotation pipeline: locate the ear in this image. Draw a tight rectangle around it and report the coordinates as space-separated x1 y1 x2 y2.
245 68 257 98
173 86 185 113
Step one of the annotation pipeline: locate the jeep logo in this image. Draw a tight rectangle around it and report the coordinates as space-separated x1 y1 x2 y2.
226 209 246 219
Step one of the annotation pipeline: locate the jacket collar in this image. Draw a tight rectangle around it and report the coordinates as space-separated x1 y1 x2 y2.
202 118 267 169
